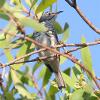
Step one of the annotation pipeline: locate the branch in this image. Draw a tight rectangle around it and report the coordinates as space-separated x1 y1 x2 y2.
31 75 43 98
1 39 99 66
58 39 100 47
3 13 100 89
6 55 57 65
0 48 46 68
65 0 100 34
4 33 99 89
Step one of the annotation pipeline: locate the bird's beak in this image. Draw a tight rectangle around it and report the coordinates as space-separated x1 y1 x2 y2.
52 11 63 16
51 11 63 17
56 11 63 14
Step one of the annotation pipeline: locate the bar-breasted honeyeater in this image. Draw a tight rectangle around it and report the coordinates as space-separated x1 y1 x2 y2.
33 11 65 89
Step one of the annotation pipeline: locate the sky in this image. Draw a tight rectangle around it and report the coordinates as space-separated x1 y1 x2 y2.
57 0 100 77
0 0 100 98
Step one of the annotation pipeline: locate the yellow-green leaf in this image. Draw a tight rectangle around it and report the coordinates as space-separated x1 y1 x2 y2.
81 36 94 77
62 22 70 42
11 70 35 99
19 17 47 32
53 21 63 34
62 72 75 89
35 0 57 14
0 0 5 8
69 89 84 100
4 49 22 70
43 68 51 87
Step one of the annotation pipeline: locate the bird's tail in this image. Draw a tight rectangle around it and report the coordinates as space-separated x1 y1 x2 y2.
55 69 66 89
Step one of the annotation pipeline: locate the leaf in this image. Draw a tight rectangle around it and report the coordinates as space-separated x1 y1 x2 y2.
94 90 100 98
32 62 42 74
17 43 28 57
4 49 22 70
69 89 84 100
0 0 5 8
0 34 10 48
71 66 82 82
43 68 51 87
0 22 17 48
53 21 63 34
62 72 75 89
38 66 46 79
62 22 70 42
6 73 12 91
11 69 35 99
3 2 22 13
64 68 71 75
60 56 67 64
10 0 21 5
3 89 14 100
83 92 98 100
19 17 47 32
48 85 58 96
35 0 57 14
25 0 38 7
0 11 9 20
81 37 94 77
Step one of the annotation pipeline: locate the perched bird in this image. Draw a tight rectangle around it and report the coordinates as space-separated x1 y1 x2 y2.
33 11 65 89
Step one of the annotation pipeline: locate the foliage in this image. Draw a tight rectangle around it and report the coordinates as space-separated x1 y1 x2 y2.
0 0 99 100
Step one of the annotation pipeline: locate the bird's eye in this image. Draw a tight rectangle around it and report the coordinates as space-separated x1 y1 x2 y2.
48 13 51 15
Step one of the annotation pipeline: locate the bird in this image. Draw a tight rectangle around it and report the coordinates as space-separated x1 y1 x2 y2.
33 11 65 89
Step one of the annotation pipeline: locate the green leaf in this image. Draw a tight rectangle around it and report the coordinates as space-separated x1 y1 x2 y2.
0 33 5 40
69 89 84 100
60 56 67 64
0 22 17 48
25 0 38 7
48 85 58 96
0 34 10 48
0 0 5 8
19 17 47 32
11 69 36 99
38 66 46 79
62 72 75 89
83 84 93 94
9 39 23 49
94 90 100 98
10 0 21 5
0 11 9 20
83 92 98 100
64 68 71 75
71 66 82 82
4 49 22 70
3 2 22 13
43 68 51 87
81 37 94 77
62 22 70 42
32 62 42 74
35 0 57 14
17 43 28 57
53 21 63 34
6 73 12 91
3 89 14 100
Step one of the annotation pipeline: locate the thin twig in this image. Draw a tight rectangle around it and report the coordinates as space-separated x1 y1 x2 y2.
5 13 100 89
16 34 100 89
57 39 100 47
65 0 100 34
4 48 46 67
96 77 100 81
7 55 56 65
0 33 100 89
31 75 43 98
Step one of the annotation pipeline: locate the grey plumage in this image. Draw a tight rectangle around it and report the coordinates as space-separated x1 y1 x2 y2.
33 11 65 89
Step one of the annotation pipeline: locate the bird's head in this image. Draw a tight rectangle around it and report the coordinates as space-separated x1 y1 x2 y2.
39 11 63 22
